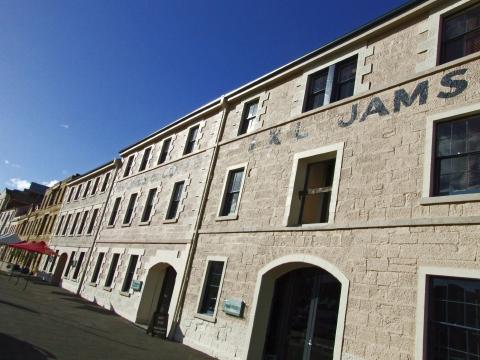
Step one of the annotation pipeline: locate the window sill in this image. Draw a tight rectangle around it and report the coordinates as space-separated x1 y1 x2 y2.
103 286 113 292
420 193 480 205
163 218 178 224
88 282 97 287
106 225 115 229
121 223 132 228
138 220 151 226
120 291 131 298
215 214 239 222
194 313 216 323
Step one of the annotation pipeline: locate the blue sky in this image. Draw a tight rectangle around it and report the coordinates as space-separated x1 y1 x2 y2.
0 0 408 190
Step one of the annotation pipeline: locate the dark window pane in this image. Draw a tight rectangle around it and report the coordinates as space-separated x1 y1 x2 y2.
221 169 244 216
166 182 184 220
139 148 151 171
158 138 171 164
305 69 328 111
199 261 224 315
105 253 119 288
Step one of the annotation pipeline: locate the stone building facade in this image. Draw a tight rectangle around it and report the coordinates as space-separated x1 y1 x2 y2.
77 109 223 336
174 1 480 359
45 161 119 290
40 1 480 359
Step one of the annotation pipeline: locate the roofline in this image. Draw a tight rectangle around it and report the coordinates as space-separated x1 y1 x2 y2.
120 0 431 154
67 159 118 185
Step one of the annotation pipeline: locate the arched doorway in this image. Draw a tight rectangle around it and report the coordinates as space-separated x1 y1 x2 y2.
246 255 349 360
136 264 177 338
52 253 68 285
263 267 341 359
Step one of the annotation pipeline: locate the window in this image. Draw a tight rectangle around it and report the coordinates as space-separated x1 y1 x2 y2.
49 215 57 233
166 182 184 220
198 261 225 316
158 138 171 164
141 188 157 222
123 156 134 177
108 198 121 226
77 211 89 235
304 55 357 112
123 193 138 224
69 213 80 235
104 253 120 288
67 187 75 203
72 252 85 280
49 250 59 272
86 208 99 235
139 147 151 171
441 3 480 64
62 214 72 235
434 116 480 196
299 160 335 224
238 99 259 135
91 177 100 195
220 168 245 216
64 251 76 277
284 144 343 226
426 276 480 359
121 255 139 292
74 184 82 201
83 181 91 198
184 126 199 155
100 172 110 193
90 252 105 283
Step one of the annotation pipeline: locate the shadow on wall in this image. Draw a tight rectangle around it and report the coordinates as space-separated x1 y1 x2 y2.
0 333 56 359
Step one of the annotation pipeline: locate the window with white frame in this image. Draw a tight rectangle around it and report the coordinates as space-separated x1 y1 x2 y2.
219 167 245 217
100 172 110 192
104 253 120 288
238 99 259 135
90 252 105 283
86 208 99 235
304 55 357 112
69 213 80 235
426 275 480 359
91 177 100 195
77 210 89 235
123 193 138 224
141 188 157 222
184 126 199 155
440 3 480 65
83 181 91 198
64 251 76 278
108 197 121 226
433 116 480 196
123 155 134 177
72 252 85 280
121 254 139 292
198 260 226 317
158 138 171 165
284 143 343 226
62 214 72 235
166 182 184 220
138 147 152 172
74 184 82 201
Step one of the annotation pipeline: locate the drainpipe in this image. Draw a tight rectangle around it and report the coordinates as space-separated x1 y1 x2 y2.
170 95 230 337
76 158 122 295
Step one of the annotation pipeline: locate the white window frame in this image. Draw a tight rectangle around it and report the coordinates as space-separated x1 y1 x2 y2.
416 266 480 360
122 192 139 227
99 172 111 194
103 248 125 291
195 256 228 322
183 123 201 155
163 178 189 223
421 102 480 205
139 187 160 225
119 248 144 296
157 137 173 165
237 96 261 136
283 142 344 227
138 146 153 173
88 249 107 286
107 196 123 228
123 154 136 178
216 163 248 221
85 206 101 236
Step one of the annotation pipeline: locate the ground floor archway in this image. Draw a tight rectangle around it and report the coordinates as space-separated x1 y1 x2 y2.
136 263 177 338
52 253 68 286
246 255 349 360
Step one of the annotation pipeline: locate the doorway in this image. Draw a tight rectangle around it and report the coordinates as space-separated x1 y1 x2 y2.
263 267 341 360
52 253 68 286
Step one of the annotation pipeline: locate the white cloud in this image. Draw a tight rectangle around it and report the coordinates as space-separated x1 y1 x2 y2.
6 178 31 191
4 160 9 165
41 180 59 187
60 124 70 129
4 159 21 168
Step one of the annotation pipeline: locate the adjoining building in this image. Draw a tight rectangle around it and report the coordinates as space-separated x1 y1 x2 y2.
77 106 223 338
46 160 120 290
42 1 480 359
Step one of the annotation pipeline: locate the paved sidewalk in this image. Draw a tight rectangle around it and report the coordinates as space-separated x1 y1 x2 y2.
0 273 213 360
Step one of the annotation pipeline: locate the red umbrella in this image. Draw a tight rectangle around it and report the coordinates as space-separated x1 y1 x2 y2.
9 241 57 256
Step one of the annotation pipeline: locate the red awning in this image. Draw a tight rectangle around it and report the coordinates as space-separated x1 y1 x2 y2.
9 241 57 256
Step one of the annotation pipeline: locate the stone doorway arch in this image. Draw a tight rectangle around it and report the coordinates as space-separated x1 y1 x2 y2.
245 254 349 360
